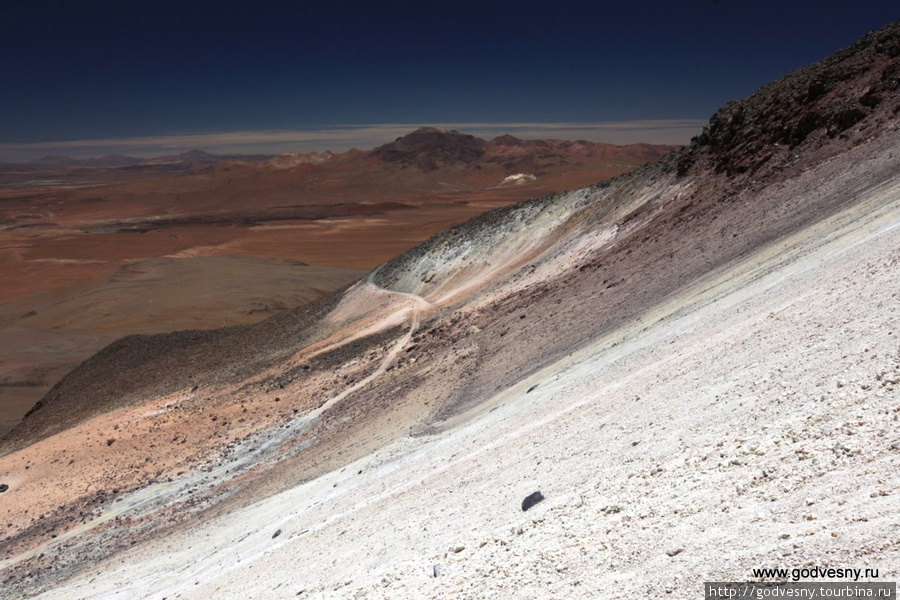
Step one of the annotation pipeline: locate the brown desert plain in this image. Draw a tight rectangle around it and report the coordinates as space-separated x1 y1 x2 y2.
0 129 676 437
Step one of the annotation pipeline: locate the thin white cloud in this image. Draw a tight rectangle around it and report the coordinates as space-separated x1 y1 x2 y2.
0 120 706 162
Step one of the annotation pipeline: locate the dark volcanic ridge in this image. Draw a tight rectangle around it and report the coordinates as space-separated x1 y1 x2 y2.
678 22 900 177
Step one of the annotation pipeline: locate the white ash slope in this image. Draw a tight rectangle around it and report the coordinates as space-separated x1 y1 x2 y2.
36 118 900 600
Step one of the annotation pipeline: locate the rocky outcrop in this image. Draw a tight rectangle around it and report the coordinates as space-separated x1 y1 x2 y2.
679 21 900 176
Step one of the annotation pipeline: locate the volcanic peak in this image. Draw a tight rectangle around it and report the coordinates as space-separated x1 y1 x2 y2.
372 127 488 171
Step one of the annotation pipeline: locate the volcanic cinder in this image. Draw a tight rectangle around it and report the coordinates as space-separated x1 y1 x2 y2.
2 22 900 600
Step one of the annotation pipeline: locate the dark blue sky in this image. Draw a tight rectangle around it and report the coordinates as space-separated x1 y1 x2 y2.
1 1 897 155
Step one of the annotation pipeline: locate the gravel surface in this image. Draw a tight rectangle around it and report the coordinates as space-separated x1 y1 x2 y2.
30 152 900 600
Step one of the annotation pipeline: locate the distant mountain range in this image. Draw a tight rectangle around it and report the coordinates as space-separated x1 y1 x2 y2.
3 130 679 173
261 127 680 173
370 127 677 171
3 149 274 171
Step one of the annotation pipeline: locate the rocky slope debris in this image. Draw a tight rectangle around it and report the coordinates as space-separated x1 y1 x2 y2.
679 21 900 176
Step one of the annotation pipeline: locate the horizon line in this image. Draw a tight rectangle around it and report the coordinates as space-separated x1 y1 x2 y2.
0 120 706 162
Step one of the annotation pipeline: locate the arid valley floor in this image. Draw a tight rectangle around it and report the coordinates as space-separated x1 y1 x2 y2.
0 131 672 438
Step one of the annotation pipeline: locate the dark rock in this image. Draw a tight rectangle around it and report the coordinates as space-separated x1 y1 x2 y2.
859 88 882 108
521 491 545 511
272 529 282 539
106 438 115 446
790 112 822 146
526 384 539 394
0 484 8 493
831 108 866 134
805 80 828 103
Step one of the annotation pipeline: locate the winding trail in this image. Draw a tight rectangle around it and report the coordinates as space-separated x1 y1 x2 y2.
0 267 436 575
307 266 432 419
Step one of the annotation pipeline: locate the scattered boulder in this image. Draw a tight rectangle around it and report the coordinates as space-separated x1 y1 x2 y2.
0 484 8 493
521 491 545 511
432 564 441 578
